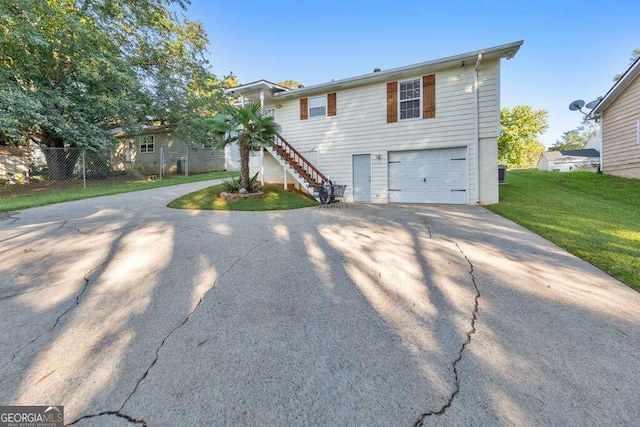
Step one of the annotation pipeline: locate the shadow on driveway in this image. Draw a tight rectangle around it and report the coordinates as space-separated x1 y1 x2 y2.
0 189 638 426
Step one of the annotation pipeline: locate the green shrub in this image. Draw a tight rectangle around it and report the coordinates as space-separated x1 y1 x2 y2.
248 172 260 191
222 172 261 193
222 176 241 192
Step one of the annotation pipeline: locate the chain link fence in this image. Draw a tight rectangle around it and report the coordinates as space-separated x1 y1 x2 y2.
0 145 225 197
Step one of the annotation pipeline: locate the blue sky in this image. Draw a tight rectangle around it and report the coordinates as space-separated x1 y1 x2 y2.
182 0 639 147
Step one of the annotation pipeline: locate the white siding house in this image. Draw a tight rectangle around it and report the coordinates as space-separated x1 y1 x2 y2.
114 126 240 176
230 41 522 204
537 149 600 172
590 57 640 178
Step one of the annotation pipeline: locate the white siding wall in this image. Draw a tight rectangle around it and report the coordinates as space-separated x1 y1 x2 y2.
537 156 551 171
263 59 501 203
225 143 241 171
477 61 500 204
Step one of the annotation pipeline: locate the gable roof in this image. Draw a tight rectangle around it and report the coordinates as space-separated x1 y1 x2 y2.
590 56 640 116
540 149 600 163
541 151 563 161
227 41 523 100
226 79 290 98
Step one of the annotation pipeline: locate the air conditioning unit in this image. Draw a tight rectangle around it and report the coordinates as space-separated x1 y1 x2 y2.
498 165 507 183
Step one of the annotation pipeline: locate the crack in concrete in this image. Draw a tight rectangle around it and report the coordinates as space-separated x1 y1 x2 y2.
0 258 119 371
118 239 267 411
66 410 146 426
424 221 432 239
0 212 20 223
0 336 40 372
58 221 88 235
47 277 90 333
415 242 480 425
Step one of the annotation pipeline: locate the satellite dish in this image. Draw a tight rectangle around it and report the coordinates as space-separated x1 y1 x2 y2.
585 97 603 109
569 100 585 111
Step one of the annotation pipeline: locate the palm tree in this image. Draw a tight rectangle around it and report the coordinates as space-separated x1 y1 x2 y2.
207 103 280 190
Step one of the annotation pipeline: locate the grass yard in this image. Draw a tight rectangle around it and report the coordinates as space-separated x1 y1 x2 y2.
487 169 640 291
168 184 319 211
0 171 239 213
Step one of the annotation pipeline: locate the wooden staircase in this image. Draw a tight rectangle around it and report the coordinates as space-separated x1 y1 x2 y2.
268 134 328 195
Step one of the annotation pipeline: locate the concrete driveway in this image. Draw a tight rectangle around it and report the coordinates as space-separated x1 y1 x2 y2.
0 180 639 426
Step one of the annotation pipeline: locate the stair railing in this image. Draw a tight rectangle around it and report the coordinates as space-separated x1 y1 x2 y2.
272 133 328 186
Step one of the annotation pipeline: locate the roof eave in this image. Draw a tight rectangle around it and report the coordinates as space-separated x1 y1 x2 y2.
225 79 289 97
591 57 640 115
274 40 523 100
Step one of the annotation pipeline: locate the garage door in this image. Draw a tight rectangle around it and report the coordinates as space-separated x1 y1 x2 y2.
388 147 467 204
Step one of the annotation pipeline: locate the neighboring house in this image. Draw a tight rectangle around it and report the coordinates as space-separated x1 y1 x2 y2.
0 143 44 180
113 126 240 175
590 57 640 178
585 128 602 153
537 149 600 172
230 41 523 204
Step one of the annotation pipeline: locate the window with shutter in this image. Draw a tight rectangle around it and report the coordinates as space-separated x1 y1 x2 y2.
399 79 421 120
387 75 436 122
300 98 308 120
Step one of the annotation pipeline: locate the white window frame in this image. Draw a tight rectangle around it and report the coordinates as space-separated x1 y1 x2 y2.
309 96 327 118
140 135 155 153
398 78 422 120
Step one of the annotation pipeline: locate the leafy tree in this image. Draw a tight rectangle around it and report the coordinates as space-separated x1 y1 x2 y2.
277 80 302 89
222 73 239 89
207 103 280 190
550 117 597 151
549 129 589 151
613 48 640 81
0 0 223 179
498 106 548 168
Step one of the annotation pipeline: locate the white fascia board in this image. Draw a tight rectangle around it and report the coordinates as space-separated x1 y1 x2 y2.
591 57 640 116
225 80 289 96
274 40 523 100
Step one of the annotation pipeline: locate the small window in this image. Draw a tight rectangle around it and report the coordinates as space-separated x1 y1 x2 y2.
140 135 154 153
399 79 421 120
309 96 327 118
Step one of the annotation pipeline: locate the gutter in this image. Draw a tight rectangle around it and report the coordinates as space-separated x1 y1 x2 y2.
474 53 482 204
273 41 523 100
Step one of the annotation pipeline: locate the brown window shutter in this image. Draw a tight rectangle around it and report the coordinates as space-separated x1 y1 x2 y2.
387 82 398 123
423 75 435 119
327 93 337 116
300 98 308 120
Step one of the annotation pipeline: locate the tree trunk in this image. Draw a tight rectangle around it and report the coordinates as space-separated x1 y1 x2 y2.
43 148 80 181
239 141 251 190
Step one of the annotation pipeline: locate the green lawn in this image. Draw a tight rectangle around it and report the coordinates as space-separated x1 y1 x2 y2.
168 185 319 211
0 171 239 213
487 169 640 291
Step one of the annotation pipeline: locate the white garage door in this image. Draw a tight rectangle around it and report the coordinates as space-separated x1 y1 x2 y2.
388 147 468 204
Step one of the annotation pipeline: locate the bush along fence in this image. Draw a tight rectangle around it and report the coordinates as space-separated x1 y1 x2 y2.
0 145 225 196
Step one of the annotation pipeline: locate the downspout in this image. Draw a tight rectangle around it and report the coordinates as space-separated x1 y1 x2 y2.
260 90 265 185
473 53 482 204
